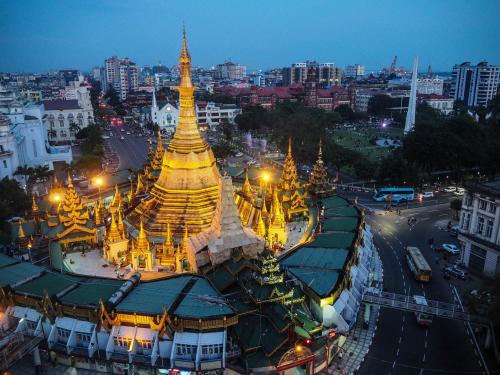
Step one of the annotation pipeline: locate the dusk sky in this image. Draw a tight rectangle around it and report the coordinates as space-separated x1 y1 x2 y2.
1 0 499 73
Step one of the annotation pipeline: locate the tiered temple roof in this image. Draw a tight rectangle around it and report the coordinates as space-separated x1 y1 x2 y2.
308 140 331 195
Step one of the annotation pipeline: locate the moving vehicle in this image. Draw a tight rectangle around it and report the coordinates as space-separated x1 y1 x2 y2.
120 136 125 141
444 186 457 192
413 295 433 326
442 243 460 255
235 152 243 157
406 246 432 282
421 191 434 198
454 188 465 196
443 265 467 280
373 187 415 202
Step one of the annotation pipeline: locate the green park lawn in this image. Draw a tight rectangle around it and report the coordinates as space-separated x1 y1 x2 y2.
333 127 404 163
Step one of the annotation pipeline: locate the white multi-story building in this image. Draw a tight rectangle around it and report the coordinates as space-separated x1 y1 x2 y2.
458 179 500 277
418 94 454 115
150 90 241 133
417 77 444 95
102 56 138 101
43 99 93 144
345 64 365 78
0 85 72 180
215 61 246 80
450 61 500 107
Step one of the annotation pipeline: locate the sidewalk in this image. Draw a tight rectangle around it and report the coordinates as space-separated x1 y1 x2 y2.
328 248 383 375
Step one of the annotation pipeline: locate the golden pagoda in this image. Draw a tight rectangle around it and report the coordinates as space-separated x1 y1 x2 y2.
106 211 122 243
110 184 122 211
127 180 135 202
241 171 253 199
128 30 220 237
15 221 29 249
278 138 300 201
135 173 145 195
268 187 287 245
150 128 164 171
308 140 331 195
130 221 154 270
48 174 96 247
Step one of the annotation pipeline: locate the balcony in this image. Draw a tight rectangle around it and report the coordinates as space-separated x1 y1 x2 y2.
0 149 13 157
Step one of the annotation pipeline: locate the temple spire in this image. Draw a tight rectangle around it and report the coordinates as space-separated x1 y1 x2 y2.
17 222 26 239
287 137 292 157
32 195 39 214
107 211 122 243
152 85 157 109
242 171 252 198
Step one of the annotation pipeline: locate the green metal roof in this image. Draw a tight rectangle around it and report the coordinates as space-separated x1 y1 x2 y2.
322 196 349 209
60 278 124 307
14 273 81 298
117 275 192 315
287 268 340 298
173 278 233 318
0 253 18 268
322 217 359 232
0 262 43 288
207 266 234 291
308 232 356 249
326 206 359 217
281 247 349 270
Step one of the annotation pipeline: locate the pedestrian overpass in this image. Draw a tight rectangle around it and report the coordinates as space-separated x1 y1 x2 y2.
362 290 490 325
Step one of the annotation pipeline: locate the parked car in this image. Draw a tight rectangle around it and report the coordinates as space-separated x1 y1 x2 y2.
443 265 467 280
444 186 457 192
442 243 460 255
421 191 434 198
449 224 460 237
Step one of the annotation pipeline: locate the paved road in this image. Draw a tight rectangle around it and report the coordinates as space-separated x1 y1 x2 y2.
352 201 492 375
106 126 149 171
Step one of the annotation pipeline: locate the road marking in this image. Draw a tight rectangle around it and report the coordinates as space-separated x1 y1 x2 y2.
424 340 428 349
396 348 400 357
392 360 396 368
399 336 402 344
422 353 426 362
419 369 424 375
425 329 428 337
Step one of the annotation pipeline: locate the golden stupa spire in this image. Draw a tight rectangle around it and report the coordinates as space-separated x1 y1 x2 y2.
94 199 102 226
135 173 144 194
175 244 183 272
254 210 266 238
128 180 135 202
107 211 122 243
242 171 252 198
128 29 221 237
135 220 150 253
111 184 122 207
32 195 39 213
287 136 292 157
17 222 26 239
271 187 285 226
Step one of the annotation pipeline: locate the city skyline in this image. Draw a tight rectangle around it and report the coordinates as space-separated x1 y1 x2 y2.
1 0 499 73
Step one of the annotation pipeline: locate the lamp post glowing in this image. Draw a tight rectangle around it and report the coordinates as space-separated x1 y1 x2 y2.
260 171 270 197
94 176 104 188
50 193 61 203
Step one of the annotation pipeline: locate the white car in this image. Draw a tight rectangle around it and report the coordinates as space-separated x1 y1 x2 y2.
235 152 243 157
454 188 465 196
442 243 460 255
444 186 457 192
421 191 434 198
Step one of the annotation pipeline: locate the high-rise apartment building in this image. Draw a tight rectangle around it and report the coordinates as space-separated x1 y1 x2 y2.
215 61 246 80
450 61 500 107
102 56 138 101
282 62 341 86
345 64 365 78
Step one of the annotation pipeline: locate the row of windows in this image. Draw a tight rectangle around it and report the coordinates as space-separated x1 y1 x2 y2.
49 119 84 128
201 344 223 356
478 199 497 214
176 344 197 359
476 217 494 238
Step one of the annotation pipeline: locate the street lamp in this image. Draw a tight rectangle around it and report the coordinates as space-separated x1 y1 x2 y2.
50 193 61 203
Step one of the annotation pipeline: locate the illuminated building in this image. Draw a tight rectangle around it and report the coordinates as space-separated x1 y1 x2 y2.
127 31 221 238
308 140 331 195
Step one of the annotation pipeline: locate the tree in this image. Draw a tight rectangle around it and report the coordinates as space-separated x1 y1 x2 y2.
334 104 354 121
450 199 462 220
69 122 81 136
0 177 30 227
31 165 52 184
14 165 34 190
104 85 121 108
368 94 393 116
235 105 269 132
220 119 233 142
212 142 234 159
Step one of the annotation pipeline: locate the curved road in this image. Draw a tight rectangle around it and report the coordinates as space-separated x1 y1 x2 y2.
351 200 488 375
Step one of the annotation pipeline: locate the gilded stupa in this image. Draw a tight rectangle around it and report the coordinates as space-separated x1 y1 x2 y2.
127 31 221 237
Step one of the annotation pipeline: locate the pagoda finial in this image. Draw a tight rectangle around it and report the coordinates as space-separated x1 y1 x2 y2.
181 226 189 255
288 137 292 157
318 139 323 159
135 174 144 194
139 220 146 240
107 211 121 243
17 222 26 239
32 195 39 213
242 170 252 198
67 172 73 187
